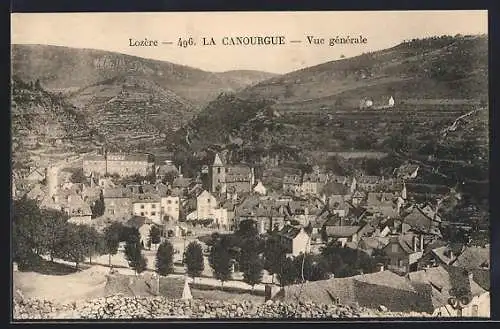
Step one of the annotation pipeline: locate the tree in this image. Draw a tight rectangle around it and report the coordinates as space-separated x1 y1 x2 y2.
209 241 232 289
91 190 105 218
294 253 330 282
242 252 264 292
103 222 123 267
185 241 204 282
263 235 286 284
125 230 147 275
236 219 258 238
79 225 103 264
277 256 299 287
55 223 88 270
239 236 261 273
38 208 69 262
155 240 174 276
149 225 162 250
12 198 44 270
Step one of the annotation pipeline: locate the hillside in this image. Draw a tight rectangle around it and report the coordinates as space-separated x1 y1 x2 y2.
172 35 488 203
11 44 276 106
10 78 95 167
11 44 276 151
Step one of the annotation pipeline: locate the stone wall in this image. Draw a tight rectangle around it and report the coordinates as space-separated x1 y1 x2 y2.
13 295 433 320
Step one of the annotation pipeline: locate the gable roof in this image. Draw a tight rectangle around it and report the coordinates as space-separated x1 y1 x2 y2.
103 187 132 199
452 246 490 270
321 182 349 196
277 225 306 240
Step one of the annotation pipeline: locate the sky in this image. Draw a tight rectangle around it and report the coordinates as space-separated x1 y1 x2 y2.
11 11 488 74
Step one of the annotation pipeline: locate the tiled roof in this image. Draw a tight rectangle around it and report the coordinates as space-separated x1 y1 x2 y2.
277 271 433 313
103 187 132 199
277 224 303 239
452 246 490 270
172 176 192 188
407 265 486 309
325 226 360 238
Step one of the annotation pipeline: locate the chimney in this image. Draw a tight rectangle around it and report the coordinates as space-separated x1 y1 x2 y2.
413 236 418 252
420 234 424 252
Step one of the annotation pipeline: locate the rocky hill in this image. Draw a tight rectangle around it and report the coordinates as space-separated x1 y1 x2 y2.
10 78 95 167
11 44 276 152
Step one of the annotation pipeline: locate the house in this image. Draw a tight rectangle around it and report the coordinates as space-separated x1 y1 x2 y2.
388 96 395 107
301 172 329 196
322 225 360 247
275 270 436 314
83 153 155 177
328 196 350 217
452 245 490 271
350 191 366 206
418 245 458 270
103 187 133 222
196 190 218 220
24 167 46 182
253 180 267 195
382 234 425 274
160 195 180 222
125 216 154 248
395 163 420 180
357 175 383 192
366 192 399 218
402 205 442 236
276 225 311 257
407 265 490 317
282 174 302 195
132 196 162 224
358 236 390 256
155 160 179 182
172 175 192 195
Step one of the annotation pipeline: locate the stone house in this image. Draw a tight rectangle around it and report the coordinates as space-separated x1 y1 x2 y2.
160 195 180 222
132 196 162 224
276 225 311 257
382 234 425 274
103 187 133 222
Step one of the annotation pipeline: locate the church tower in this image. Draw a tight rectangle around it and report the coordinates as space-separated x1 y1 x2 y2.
210 153 226 194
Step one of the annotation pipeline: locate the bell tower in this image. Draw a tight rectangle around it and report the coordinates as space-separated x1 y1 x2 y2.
210 153 226 194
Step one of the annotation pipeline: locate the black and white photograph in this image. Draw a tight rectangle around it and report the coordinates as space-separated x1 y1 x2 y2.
10 11 490 320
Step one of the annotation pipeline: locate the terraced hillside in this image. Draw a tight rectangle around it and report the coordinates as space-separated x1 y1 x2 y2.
11 78 95 167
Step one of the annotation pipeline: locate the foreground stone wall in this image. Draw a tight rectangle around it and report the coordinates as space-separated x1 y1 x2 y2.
13 295 433 320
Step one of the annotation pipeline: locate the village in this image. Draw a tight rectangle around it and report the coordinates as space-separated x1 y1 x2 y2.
12 146 491 317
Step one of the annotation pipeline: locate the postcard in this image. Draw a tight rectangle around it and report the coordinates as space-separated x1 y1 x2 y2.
10 10 490 320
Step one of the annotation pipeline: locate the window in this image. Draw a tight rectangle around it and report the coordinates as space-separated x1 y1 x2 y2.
225 168 229 173
167 200 172 204
140 212 145 216
140 205 145 209
175 200 178 204
207 199 211 203
151 212 156 216
152 204 156 209
217 168 221 174
392 244 399 252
